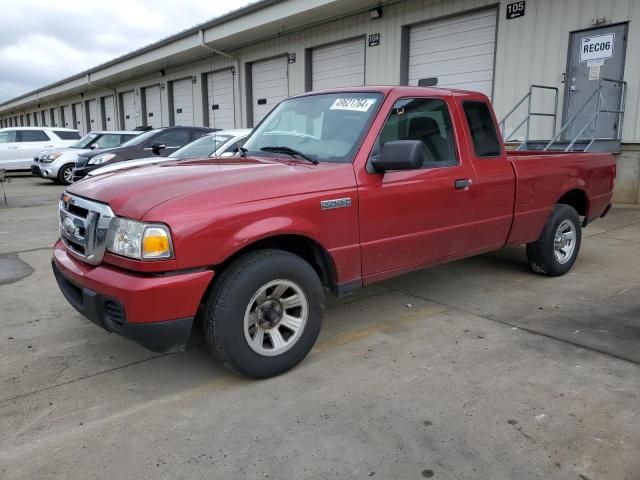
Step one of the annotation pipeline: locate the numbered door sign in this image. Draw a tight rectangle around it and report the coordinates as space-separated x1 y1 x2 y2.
506 1 525 19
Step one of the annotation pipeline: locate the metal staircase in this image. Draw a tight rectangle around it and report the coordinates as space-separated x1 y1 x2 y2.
500 78 627 153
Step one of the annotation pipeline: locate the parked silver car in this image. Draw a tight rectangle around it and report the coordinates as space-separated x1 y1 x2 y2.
31 130 140 185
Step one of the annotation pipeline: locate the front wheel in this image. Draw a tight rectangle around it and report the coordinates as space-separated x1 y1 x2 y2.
526 204 582 276
203 249 324 378
57 163 75 185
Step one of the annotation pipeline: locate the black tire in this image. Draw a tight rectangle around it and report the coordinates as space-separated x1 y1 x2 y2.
56 163 74 185
203 249 324 378
526 204 582 276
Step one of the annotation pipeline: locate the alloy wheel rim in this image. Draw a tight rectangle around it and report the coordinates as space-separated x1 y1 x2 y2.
554 219 576 264
243 279 308 357
63 167 74 183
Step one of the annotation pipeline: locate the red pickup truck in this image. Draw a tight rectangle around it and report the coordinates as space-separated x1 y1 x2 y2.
53 86 615 378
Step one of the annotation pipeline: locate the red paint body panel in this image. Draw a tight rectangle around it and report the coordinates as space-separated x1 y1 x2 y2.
60 86 615 316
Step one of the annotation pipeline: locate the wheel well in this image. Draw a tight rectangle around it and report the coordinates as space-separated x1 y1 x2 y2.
216 235 338 293
557 189 588 217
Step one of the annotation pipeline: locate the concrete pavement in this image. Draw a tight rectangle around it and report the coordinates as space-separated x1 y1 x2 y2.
1 176 639 480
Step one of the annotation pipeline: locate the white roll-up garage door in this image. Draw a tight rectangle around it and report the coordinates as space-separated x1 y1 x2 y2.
408 8 497 98
61 106 70 128
87 99 98 131
311 38 366 90
73 102 85 135
172 78 194 126
206 69 235 130
251 56 288 126
121 91 136 130
103 96 116 130
144 85 163 128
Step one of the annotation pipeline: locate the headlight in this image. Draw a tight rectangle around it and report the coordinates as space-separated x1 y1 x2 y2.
89 153 116 165
41 152 63 163
106 218 173 260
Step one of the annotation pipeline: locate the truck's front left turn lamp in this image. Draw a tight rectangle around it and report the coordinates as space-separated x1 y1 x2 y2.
106 218 173 260
142 227 172 259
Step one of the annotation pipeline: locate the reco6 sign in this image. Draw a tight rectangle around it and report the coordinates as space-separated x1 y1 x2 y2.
580 33 615 62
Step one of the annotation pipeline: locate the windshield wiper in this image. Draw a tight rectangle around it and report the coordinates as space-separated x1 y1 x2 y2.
260 146 318 165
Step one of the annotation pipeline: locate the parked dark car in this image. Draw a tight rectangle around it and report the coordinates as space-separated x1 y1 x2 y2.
73 126 215 180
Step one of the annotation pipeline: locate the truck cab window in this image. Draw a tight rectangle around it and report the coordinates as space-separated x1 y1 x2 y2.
462 101 501 157
376 98 457 168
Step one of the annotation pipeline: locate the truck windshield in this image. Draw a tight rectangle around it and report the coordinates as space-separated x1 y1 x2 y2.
169 134 232 159
242 92 383 163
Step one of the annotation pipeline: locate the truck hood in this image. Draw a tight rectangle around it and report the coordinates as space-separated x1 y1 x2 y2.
66 157 355 220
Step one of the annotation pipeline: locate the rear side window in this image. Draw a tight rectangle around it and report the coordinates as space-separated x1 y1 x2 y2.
156 129 190 147
53 130 81 140
462 101 501 157
0 131 17 143
21 130 50 142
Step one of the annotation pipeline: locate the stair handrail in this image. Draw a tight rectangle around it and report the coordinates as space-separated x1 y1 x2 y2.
499 85 559 146
543 77 627 151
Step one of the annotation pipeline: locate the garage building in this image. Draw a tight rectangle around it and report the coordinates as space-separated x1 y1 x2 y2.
0 0 639 204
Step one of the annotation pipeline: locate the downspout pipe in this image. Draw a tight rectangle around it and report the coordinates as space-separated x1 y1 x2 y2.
86 73 121 130
199 29 242 128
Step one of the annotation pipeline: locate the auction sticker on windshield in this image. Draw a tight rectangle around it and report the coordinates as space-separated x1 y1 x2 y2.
330 98 377 112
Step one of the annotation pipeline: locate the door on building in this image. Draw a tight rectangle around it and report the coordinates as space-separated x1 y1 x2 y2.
406 8 497 98
563 23 628 140
311 37 365 90
206 69 235 130
172 78 194 126
61 106 70 128
120 91 136 130
143 85 163 128
251 56 289 126
103 96 116 130
72 103 85 134
86 99 99 131
41 111 48 126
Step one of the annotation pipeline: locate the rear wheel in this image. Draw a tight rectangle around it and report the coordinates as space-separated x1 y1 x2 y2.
203 249 324 378
57 163 74 185
526 204 582 276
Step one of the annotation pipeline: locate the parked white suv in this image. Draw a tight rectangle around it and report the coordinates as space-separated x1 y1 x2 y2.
0 127 80 171
32 130 140 185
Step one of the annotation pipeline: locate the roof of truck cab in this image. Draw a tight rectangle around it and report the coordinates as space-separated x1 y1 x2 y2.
291 86 488 99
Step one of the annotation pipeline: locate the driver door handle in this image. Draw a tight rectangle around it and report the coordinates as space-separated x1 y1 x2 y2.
454 179 472 190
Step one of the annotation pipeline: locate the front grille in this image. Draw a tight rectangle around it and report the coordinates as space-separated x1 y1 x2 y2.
76 157 89 167
59 193 115 265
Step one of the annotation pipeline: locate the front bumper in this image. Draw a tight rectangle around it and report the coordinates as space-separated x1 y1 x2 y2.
52 240 215 353
31 161 60 179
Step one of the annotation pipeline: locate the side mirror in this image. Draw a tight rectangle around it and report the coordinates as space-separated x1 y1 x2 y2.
151 143 166 155
370 140 424 172
91 144 99 150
